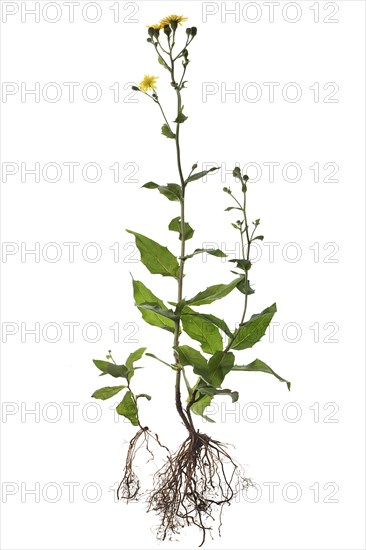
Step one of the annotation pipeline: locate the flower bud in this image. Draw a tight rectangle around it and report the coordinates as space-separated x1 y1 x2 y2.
223 187 232 194
243 175 249 182
186 28 191 36
233 166 241 178
192 163 198 170
153 28 160 38
170 19 178 31
191 27 197 37
131 86 140 91
148 27 155 37
164 24 172 36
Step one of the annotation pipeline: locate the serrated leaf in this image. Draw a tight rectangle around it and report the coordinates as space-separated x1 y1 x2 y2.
132 279 175 332
116 390 139 426
92 386 126 400
126 230 179 278
142 182 181 202
231 303 277 350
186 277 243 307
185 166 219 185
181 306 223 354
161 123 175 139
232 358 290 391
169 216 194 240
138 302 178 321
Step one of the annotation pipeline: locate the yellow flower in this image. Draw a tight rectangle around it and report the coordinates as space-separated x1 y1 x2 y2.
159 14 188 28
146 23 160 30
139 75 158 93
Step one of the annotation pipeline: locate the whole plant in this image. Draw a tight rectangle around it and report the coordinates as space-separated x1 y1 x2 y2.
91 13 290 546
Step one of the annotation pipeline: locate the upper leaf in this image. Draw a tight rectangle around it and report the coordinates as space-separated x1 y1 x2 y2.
186 277 243 307
174 106 188 124
125 347 146 381
116 390 139 426
142 182 181 202
161 123 176 139
184 248 226 260
126 230 179 278
132 279 176 332
185 166 220 185
138 302 178 321
232 358 291 391
231 303 277 350
169 216 194 241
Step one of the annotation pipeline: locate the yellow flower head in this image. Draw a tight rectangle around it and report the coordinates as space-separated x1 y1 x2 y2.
159 14 188 28
139 75 158 93
147 14 188 30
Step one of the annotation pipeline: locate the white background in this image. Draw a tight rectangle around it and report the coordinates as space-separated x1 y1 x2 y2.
1 1 365 549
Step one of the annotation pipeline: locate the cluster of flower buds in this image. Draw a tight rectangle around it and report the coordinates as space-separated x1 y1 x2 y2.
186 27 198 37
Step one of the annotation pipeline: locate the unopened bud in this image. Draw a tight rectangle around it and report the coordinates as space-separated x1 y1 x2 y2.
164 24 172 36
191 27 197 37
243 175 249 182
148 27 154 37
131 86 140 91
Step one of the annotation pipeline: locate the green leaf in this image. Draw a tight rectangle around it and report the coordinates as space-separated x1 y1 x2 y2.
186 277 243 307
190 394 214 423
181 306 223 354
252 235 264 241
195 379 239 403
142 182 181 202
230 259 252 271
125 346 146 381
225 206 241 212
183 311 233 338
126 347 146 371
93 360 129 379
184 248 227 260
176 345 207 372
231 303 277 350
232 358 291 391
236 275 255 295
116 390 139 426
206 351 235 387
161 123 175 139
132 279 176 332
138 302 178 321
169 216 194 240
92 386 126 400
158 55 169 70
185 166 219 185
136 393 152 401
174 106 188 124
126 230 179 278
